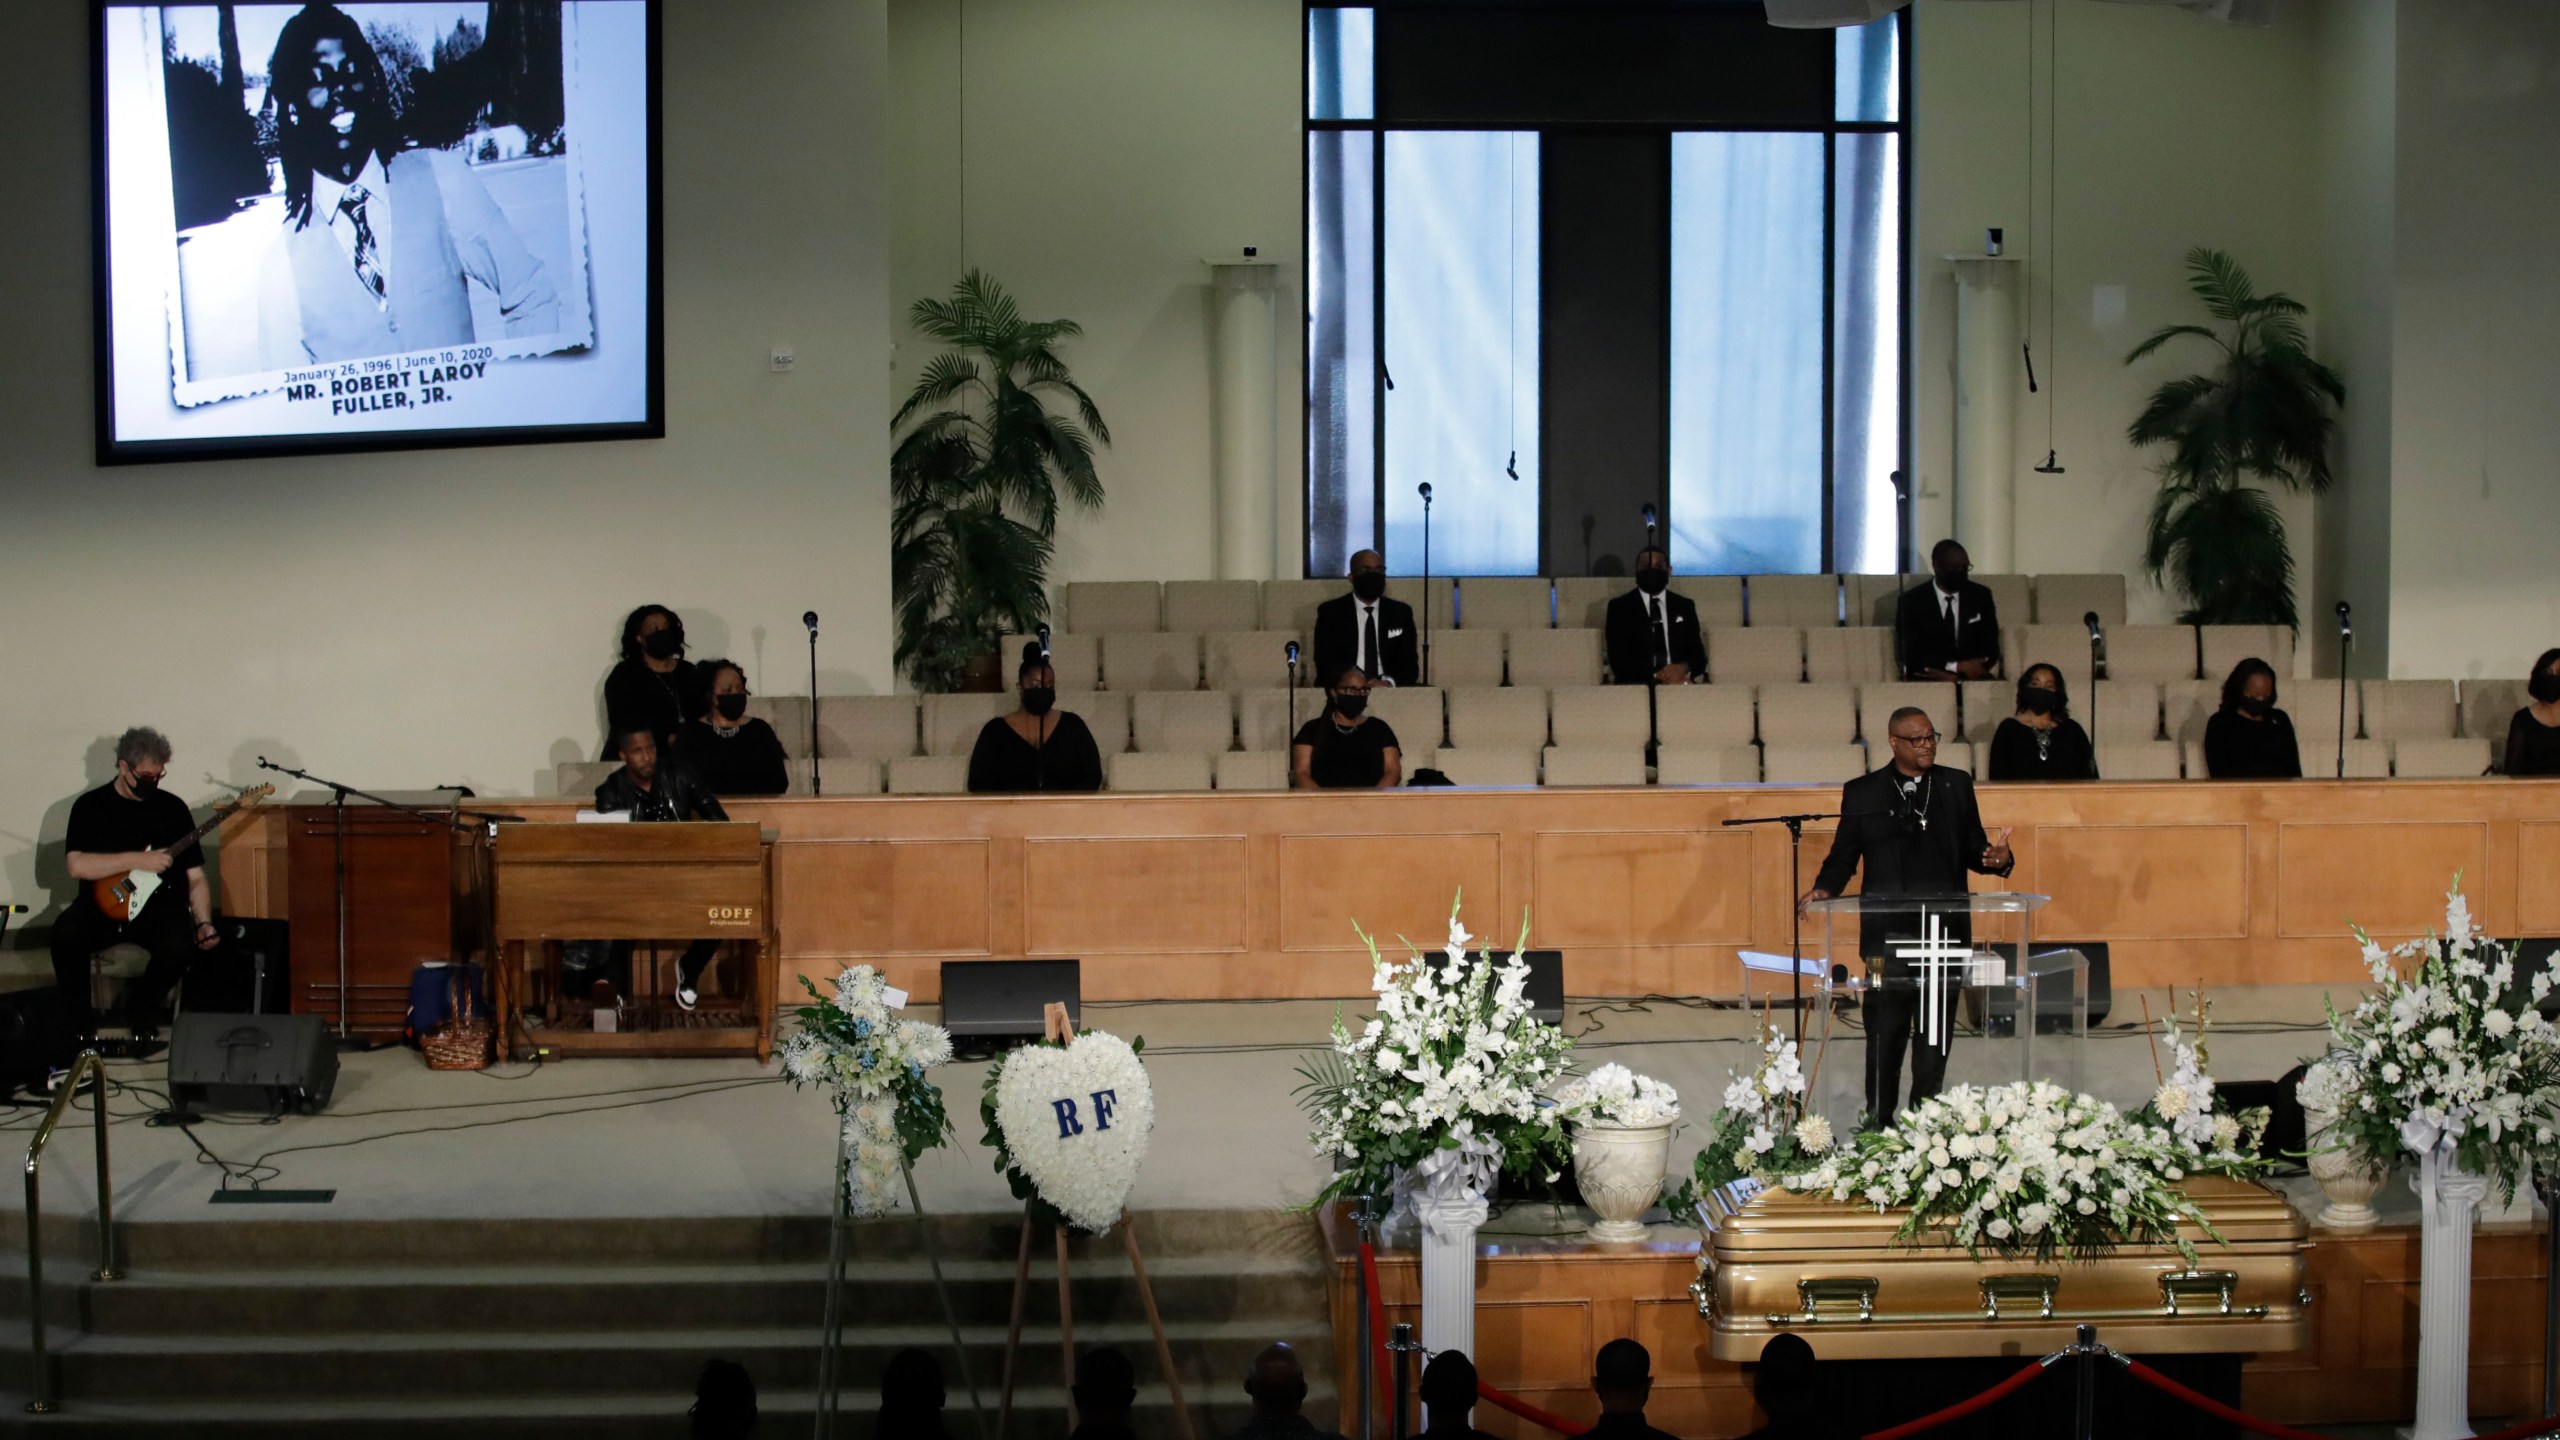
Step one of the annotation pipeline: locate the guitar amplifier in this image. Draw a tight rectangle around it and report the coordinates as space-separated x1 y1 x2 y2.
167 1013 338 1116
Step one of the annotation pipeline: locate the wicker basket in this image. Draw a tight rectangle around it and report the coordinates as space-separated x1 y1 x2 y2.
421 968 493 1071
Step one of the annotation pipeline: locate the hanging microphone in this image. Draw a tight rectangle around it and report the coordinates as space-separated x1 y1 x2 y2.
1505 451 1519 481
802 611 819 635
1418 482 1433 501
2083 611 2103 643
2336 600 2353 640
2023 341 2040 393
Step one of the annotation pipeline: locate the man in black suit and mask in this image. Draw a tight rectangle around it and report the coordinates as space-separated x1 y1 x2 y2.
1800 706 2015 1123
1604 547 1708 685
1896 539 2004 682
1313 549 1419 688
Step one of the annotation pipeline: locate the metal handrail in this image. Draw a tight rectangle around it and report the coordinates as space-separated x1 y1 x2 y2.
24 1050 119 1415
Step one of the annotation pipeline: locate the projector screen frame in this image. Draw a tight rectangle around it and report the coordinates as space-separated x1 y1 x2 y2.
89 0 665 467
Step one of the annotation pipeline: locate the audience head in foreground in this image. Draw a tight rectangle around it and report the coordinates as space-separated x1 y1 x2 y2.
1418 1349 1490 1438
1588 1338 1677 1440
1739 1333 1845 1440
877 1347 951 1440
689 1358 757 1439
1229 1340 1348 1440
1071 1347 1139 1440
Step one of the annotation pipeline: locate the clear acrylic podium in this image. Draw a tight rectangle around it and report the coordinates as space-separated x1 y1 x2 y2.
1771 892 2085 1126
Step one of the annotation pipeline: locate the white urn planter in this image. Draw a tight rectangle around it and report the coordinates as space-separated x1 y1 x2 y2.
2302 1110 2386 1231
1570 1119 1676 1243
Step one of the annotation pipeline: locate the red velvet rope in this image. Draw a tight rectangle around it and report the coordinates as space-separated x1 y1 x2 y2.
1859 1359 2050 1440
2123 1357 2560 1440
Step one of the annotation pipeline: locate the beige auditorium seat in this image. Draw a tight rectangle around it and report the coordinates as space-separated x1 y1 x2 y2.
1958 679 2012 743
1431 750 1539 786
1508 629 1602 688
887 755 970 794
1860 683 1958 745
2197 625 2295 685
1387 576 1457 629
2103 625 2196 684
2461 678 2528 741
1686 575 1747 629
1757 684 1858 746
811 696 924 763
2084 681 2164 746
1746 574 1840 628
1164 580 1262 635
1805 627 1895 685
922 693 1010 756
1368 686 1448 751
1763 744 1868 784
1398 746 1439 778
1541 748 1646 787
2032 573 2129 627
1849 573 1922 629
1060 692 1130 754
1108 752 1212 792
2285 678 2359 751
1235 690 1305 752
2096 742 2183 780
1205 631 1304 691
788 758 883 796
1549 686 1651 750
2337 738 2393 778
1972 574 2032 634
1213 751 1289 791
1458 577 1553 632
1131 692 1235 755
2163 679 2219 747
1064 581 1162 635
999 633 1099 691
1424 631 1505 689
1709 627 1804 685
2362 679 2457 741
2393 737 2494 779
554 761 619 798
1936 741 1978 775
1102 632 1202 691
1263 578 1338 636
1554 576 1621 631
1448 687 1551 752
1655 746 1761 784
2008 626 2093 697
1655 685 1759 749
746 696 810 757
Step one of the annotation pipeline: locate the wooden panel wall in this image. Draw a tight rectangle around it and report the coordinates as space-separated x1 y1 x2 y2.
218 779 2560 1002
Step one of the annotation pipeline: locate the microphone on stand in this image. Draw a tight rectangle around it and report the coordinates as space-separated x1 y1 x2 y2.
2083 612 2105 775
1036 623 1053 664
1641 502 1658 547
802 611 822 795
2335 602 2354 779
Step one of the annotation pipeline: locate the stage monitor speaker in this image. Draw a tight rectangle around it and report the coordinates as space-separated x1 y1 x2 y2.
939 960 1082 1043
1427 949 1565 1026
0 987 79 1098
185 917 291 1016
168 1012 338 1117
2219 1065 2309 1165
1968 944 2110 1034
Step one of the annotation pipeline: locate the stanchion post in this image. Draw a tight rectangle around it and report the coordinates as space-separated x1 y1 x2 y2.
1388 1323 1417 1440
2546 1170 2559 1420
2074 1324 2097 1440
1354 1199 1379 1440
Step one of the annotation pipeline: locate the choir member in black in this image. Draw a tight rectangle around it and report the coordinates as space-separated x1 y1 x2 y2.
967 645 1104 793
2504 648 2560 776
1292 667 1403 789
680 659 789 796
1800 706 2015 1123
1312 550 1419 687
1603 547 1708 685
53 727 221 1048
591 726 729 1010
602 604 708 760
1896 539 2004 681
2202 657 2302 779
1986 663 2097 780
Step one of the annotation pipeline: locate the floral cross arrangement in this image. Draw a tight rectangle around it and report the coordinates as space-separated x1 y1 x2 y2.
2306 879 2560 1202
780 966 955 1217
1669 1025 1834 1216
1551 1063 1680 1128
1297 897 1576 1209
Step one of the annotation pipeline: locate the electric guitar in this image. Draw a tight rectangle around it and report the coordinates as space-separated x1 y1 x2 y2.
88 783 274 924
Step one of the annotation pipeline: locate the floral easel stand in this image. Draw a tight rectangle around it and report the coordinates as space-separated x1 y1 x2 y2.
992 1004 1195 1440
814 1138 987 1440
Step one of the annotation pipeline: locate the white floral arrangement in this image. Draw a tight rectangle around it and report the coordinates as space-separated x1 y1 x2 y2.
2315 880 2560 1200
981 1029 1156 1234
1670 1026 1833 1213
1297 899 1576 1208
1786 1079 2270 1263
1552 1063 1680 1128
2132 992 2271 1163
780 966 955 1217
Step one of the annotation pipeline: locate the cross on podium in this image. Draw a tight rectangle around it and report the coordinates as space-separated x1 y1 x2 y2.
1890 911 1973 1051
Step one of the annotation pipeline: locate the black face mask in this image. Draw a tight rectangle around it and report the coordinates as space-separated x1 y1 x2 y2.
1935 568 1968 593
1350 572 1387 603
713 693 748 721
2019 687 2060 715
126 773 160 799
1022 687 1056 717
642 628 683 661
2533 672 2560 705
1333 692 1369 719
2236 695 2272 718
1635 568 1670 596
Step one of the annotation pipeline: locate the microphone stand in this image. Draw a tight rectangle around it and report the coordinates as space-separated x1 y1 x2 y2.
255 759 522 1049
2084 616 2104 776
1286 649 1300 751
806 621 823 796
1419 487 1434 688
1889 469 1913 574
2336 619 2353 780
1720 810 1842 1047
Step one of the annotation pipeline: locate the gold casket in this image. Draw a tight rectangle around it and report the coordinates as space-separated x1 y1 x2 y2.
1695 1175 2311 1361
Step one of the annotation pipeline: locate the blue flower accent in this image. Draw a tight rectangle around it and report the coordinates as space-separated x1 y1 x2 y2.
860 1052 878 1070
910 1062 924 1078
853 1018 874 1039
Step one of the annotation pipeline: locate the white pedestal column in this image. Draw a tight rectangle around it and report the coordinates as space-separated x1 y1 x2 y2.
1206 259 1281 582
2410 1147 2491 1440
1949 256 2022 572
1412 1190 1489 1359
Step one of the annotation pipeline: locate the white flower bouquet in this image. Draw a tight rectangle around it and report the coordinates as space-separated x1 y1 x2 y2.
2316 880 2560 1200
1297 899 1576 1208
1552 1063 1680 1128
1670 1026 1834 1212
2130 992 2272 1163
780 966 955 1217
1786 1079 2270 1263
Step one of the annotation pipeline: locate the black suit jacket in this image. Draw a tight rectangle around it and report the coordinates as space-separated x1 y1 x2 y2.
1604 589 1708 684
1812 764 2012 960
1895 579 2004 679
1313 593 1420 687
593 758 731 823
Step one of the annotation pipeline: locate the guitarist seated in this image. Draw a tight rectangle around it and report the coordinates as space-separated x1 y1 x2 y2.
54 727 219 1050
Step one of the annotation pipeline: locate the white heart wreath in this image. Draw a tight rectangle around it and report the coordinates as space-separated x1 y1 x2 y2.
991 1031 1155 1233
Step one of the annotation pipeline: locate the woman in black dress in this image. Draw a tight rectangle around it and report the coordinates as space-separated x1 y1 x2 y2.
679 659 791 796
967 645 1103 793
1986 663 2097 780
2504 647 2560 776
602 604 708 759
1292 666 1403 789
2203 656 2302 778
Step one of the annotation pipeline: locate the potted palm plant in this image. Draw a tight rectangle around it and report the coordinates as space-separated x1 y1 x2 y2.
892 271 1109 692
2123 248 2345 627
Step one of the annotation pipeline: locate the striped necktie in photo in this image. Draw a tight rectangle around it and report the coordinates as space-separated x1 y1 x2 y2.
339 185 387 308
